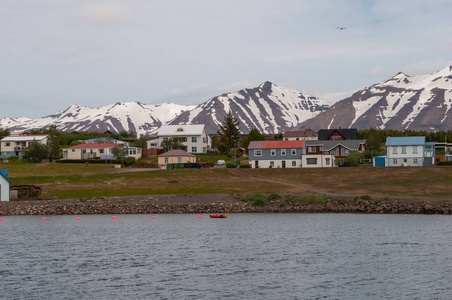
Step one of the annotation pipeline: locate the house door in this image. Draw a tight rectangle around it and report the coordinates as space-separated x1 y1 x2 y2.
282 161 286 168
255 161 259 168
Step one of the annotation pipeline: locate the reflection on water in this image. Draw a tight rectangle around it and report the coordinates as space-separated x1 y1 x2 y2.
1 214 451 299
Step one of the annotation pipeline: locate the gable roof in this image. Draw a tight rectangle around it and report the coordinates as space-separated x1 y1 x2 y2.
248 140 305 149
66 143 122 149
318 128 357 140
305 139 365 151
1 135 48 142
284 131 318 138
386 136 426 146
158 125 206 136
158 149 196 157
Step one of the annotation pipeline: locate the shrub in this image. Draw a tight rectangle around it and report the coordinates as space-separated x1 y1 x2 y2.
360 195 372 200
344 151 362 167
226 162 236 168
6 155 19 162
267 193 281 201
284 194 327 205
239 164 251 168
241 193 268 206
437 161 452 166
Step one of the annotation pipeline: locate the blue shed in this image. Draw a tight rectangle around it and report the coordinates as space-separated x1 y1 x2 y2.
0 169 11 201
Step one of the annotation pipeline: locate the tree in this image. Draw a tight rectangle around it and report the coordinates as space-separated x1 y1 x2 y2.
46 125 62 159
0 127 10 138
111 145 127 159
217 110 240 154
344 151 362 167
365 128 383 155
242 128 265 151
160 138 184 152
23 142 50 162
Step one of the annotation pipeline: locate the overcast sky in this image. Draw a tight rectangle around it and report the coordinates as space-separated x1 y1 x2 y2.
1 0 451 119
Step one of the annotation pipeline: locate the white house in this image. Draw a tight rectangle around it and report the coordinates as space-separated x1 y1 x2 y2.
0 135 49 159
283 130 318 141
0 169 11 201
147 124 211 154
373 136 435 167
62 143 142 160
303 140 366 168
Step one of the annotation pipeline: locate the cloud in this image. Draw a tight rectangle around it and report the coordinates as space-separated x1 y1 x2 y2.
73 2 135 26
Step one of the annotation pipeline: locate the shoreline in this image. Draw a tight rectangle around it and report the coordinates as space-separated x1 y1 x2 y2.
1 194 452 216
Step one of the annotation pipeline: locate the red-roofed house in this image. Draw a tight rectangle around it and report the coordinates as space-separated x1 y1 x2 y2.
62 143 142 160
248 140 305 168
283 130 318 141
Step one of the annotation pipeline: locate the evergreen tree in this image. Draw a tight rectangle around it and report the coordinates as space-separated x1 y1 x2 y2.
217 110 240 154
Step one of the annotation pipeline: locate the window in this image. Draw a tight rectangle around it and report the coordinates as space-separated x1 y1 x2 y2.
308 146 316 153
331 136 341 140
203 138 207 143
412 146 418 154
164 157 168 164
177 128 184 132
99 149 104 154
72 149 75 152
393 159 397 164
392 146 397 154
281 149 286 156
296 138 299 140
404 159 407 163
191 147 197 152
254 150 262 157
182 137 187 142
163 137 169 142
271 149 276 156
307 158 317 165
414 158 418 164
326 158 330 165
342 148 350 156
5 142 10 147
330 147 339 156
292 161 296 166
291 149 296 156
178 157 182 163
270 161 274 168
402 146 407 154
192 137 197 143
150 143 157 147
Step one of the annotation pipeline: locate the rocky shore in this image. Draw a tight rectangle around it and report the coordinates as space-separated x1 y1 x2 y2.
1 194 452 215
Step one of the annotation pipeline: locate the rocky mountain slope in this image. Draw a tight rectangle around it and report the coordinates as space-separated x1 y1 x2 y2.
169 81 330 134
0 102 195 136
295 65 452 132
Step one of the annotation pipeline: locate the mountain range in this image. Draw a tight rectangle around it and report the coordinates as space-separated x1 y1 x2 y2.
1 65 451 135
295 65 452 132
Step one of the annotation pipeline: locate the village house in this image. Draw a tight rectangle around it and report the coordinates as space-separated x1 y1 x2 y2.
318 128 357 140
283 130 318 141
147 124 211 154
62 143 142 160
0 169 11 202
0 135 49 159
373 136 435 167
158 149 196 169
303 140 366 167
248 140 305 168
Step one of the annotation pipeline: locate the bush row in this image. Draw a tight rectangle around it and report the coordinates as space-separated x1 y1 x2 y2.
437 161 452 166
56 157 136 166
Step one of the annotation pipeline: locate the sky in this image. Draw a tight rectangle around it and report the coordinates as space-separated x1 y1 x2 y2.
1 0 452 119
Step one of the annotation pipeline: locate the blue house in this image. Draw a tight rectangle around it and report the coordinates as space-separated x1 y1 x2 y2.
373 136 435 167
0 169 11 202
248 140 305 168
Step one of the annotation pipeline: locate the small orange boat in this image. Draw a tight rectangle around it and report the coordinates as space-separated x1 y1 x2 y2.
209 214 227 218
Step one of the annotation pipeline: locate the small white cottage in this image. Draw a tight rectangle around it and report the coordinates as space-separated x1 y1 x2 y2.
0 169 11 202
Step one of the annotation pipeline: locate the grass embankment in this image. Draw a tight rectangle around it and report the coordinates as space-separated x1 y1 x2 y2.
240 167 452 199
2 161 451 200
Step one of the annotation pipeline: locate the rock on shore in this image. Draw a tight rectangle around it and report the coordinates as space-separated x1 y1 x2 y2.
1 194 452 215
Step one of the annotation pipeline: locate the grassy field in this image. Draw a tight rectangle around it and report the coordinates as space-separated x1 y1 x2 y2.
2 161 451 200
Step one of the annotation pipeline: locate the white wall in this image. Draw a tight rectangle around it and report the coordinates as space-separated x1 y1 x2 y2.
302 154 335 168
0 179 10 202
250 159 302 168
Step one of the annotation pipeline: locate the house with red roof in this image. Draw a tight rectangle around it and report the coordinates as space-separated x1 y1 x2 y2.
283 130 318 141
62 143 142 160
248 140 305 168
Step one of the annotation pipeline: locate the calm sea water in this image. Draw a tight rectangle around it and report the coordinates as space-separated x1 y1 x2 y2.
1 213 452 299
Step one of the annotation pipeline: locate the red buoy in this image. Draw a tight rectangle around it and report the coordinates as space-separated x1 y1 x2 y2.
198 215 202 218
112 216 117 220
152 216 155 219
77 217 81 220
42 217 46 221
0 218 4 221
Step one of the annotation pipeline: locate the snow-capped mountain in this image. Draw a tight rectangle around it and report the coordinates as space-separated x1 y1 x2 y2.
169 81 331 134
0 102 195 136
296 65 452 131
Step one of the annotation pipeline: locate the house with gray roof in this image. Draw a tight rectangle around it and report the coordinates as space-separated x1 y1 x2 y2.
147 125 210 154
303 139 366 167
248 140 305 168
